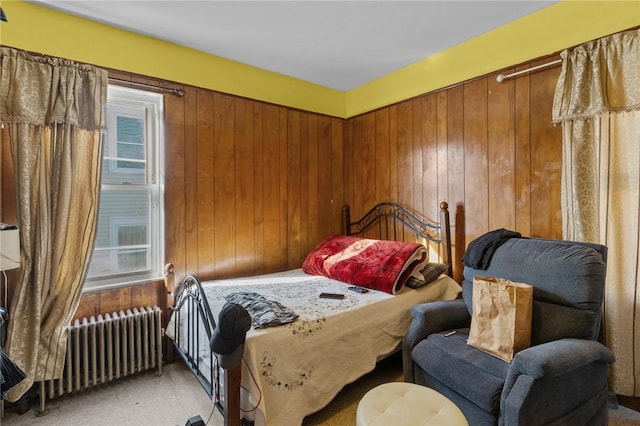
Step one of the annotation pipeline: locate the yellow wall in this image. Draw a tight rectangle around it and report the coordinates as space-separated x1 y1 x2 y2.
1 0 639 118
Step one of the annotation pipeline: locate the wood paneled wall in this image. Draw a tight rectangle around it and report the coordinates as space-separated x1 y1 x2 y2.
162 84 345 286
71 71 346 318
345 59 562 280
1 57 561 316
0 70 345 319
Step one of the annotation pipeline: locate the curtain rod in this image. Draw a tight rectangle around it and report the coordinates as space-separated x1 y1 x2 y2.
496 59 562 83
108 77 185 96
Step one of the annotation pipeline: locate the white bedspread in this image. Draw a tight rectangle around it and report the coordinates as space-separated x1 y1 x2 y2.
167 268 460 426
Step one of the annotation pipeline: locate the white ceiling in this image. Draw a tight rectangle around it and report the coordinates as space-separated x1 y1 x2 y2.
29 1 558 91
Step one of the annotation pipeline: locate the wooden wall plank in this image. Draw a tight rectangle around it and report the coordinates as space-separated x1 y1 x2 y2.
213 93 236 278
196 89 215 279
447 86 466 281
287 110 302 269
262 104 283 273
163 84 187 324
131 281 163 309
396 102 413 210
98 286 132 316
375 109 391 202
278 108 289 270
530 61 563 239
436 91 449 216
317 116 333 240
234 98 256 274
182 87 198 278
299 113 310 258
74 292 100 319
421 94 438 221
388 106 399 203
514 65 532 236
411 98 425 215
330 117 345 235
253 103 265 275
361 113 376 212
348 115 364 219
487 70 516 230
435 91 449 261
307 114 320 247
463 79 489 241
344 116 355 218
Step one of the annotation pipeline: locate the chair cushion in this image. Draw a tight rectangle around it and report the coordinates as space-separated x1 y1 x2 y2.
411 330 510 415
462 238 606 343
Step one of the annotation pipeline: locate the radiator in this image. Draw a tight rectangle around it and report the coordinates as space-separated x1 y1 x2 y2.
39 306 163 408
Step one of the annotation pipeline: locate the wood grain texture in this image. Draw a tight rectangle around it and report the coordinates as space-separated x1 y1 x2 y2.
197 89 216 278
488 70 515 231
1 57 562 317
164 83 188 295
464 79 490 241
530 60 563 239
235 98 256 275
287 110 302 270
514 65 533 237
345 62 562 278
213 93 236 278
396 102 414 211
253 103 265 276
330 118 345 235
182 86 198 278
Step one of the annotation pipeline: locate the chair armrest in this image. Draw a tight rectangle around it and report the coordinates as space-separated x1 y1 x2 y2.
405 299 470 344
509 338 615 379
500 339 615 425
402 299 470 382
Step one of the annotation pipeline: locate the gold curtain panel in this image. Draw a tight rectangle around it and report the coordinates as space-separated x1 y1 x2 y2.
552 28 640 123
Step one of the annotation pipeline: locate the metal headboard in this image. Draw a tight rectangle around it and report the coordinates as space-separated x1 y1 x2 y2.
341 201 451 272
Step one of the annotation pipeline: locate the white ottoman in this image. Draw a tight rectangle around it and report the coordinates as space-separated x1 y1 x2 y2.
356 382 468 426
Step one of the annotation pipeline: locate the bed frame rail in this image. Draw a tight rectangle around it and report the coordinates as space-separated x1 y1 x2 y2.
165 267 244 426
169 273 216 395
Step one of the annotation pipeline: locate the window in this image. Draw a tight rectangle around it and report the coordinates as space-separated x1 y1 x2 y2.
85 86 164 290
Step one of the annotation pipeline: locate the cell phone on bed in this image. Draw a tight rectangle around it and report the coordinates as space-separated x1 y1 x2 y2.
319 292 345 299
347 286 369 293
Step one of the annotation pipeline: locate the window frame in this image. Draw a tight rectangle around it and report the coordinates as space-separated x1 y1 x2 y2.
84 85 165 291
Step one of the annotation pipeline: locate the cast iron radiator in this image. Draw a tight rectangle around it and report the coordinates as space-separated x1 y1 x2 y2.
39 306 163 412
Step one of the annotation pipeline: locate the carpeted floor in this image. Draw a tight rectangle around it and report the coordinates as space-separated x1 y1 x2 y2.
4 356 640 425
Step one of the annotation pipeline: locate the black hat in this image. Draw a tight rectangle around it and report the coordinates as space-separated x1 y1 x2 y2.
210 302 252 355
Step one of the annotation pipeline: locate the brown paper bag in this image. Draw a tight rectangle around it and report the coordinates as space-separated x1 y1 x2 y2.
467 276 533 362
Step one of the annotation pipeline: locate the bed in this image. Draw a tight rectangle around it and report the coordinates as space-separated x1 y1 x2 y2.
164 202 460 426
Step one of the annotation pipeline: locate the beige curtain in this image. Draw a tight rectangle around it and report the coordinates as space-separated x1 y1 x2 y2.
553 29 640 396
0 47 107 401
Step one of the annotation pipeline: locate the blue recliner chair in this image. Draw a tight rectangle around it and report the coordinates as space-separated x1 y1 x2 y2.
403 237 616 425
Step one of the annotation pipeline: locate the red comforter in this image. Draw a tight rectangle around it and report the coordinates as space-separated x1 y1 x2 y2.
302 235 427 294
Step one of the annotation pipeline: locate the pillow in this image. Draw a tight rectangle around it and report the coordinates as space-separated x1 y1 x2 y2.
405 262 449 289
